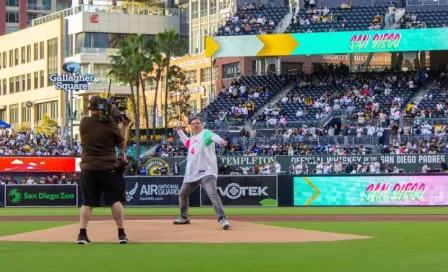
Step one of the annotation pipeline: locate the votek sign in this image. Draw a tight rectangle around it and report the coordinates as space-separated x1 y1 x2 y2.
49 62 94 92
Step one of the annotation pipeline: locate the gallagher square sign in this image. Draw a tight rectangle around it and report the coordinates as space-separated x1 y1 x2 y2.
49 62 95 92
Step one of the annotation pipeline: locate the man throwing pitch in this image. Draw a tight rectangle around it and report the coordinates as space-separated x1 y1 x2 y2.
173 117 230 230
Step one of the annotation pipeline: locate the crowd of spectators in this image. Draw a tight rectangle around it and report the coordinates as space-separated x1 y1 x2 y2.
398 12 427 29
215 3 287 36
368 3 396 30
0 173 80 185
292 6 348 33
0 128 81 156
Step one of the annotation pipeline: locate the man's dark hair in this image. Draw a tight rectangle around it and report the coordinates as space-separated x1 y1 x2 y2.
189 117 203 124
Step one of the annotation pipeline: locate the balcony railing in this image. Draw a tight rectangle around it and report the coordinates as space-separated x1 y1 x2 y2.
78 47 118 54
27 4 51 11
32 4 179 26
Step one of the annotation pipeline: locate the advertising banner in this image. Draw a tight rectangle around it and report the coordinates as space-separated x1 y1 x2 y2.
206 28 448 57
123 177 200 207
0 185 4 207
293 175 448 206
218 154 448 174
0 157 76 172
5 185 78 207
201 176 278 206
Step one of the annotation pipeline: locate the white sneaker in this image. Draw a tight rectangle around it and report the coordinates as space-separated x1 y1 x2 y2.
219 218 230 230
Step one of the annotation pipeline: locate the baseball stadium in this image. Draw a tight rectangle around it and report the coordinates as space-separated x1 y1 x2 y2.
1 0 448 271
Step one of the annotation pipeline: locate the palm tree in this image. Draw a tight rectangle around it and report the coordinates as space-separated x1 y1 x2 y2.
148 53 165 145
131 35 156 147
108 37 142 157
156 29 186 136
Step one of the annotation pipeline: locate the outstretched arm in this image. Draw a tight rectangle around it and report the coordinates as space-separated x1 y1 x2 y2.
175 126 189 147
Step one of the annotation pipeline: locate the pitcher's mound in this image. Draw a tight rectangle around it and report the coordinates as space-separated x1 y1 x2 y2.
0 220 370 243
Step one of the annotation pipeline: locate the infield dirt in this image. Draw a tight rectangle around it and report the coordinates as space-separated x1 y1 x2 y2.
0 219 371 243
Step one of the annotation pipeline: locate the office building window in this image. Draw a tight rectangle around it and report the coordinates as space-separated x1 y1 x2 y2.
200 67 218 83
14 49 19 65
21 47 25 64
191 0 198 19
0 54 2 70
93 64 113 84
201 98 208 109
184 70 197 84
9 104 19 125
9 50 13 67
27 45 31 63
2 79 6 95
36 101 58 121
200 0 207 17
210 0 217 14
50 101 58 119
6 12 19 23
27 73 31 90
2 52 6 68
34 72 38 89
9 78 15 94
34 43 38 61
47 38 58 85
7 0 19 6
22 103 32 123
222 63 241 79
0 110 6 122
15 76 20 92
40 70 44 88
39 41 44 59
21 75 25 91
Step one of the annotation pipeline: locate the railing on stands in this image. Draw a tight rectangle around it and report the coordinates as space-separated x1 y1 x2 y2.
32 4 179 26
232 135 380 147
407 0 448 6
389 135 448 144
402 118 448 126
205 120 246 130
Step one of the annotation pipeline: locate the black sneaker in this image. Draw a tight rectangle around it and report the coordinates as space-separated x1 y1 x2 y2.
119 233 129 244
77 234 91 245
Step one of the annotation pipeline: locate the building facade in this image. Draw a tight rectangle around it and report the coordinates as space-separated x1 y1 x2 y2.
0 18 65 128
144 52 217 127
0 3 181 139
1 0 71 36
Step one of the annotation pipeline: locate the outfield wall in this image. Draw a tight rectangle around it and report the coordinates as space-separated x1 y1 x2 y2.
0 174 447 207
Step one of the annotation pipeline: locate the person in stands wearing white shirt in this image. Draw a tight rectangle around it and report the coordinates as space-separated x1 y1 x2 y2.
367 124 376 136
373 160 381 173
356 125 363 137
266 117 277 128
315 160 323 174
173 117 230 230
26 176 36 185
274 161 281 174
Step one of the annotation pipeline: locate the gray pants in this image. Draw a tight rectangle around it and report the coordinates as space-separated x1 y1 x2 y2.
179 175 226 219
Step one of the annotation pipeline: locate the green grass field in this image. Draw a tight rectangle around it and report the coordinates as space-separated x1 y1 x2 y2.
0 207 447 272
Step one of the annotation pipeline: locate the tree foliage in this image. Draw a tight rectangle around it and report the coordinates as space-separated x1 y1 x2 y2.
34 115 58 138
166 65 192 125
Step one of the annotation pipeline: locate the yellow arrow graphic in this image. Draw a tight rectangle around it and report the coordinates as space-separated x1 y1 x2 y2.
303 177 320 206
205 37 220 58
256 34 299 56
